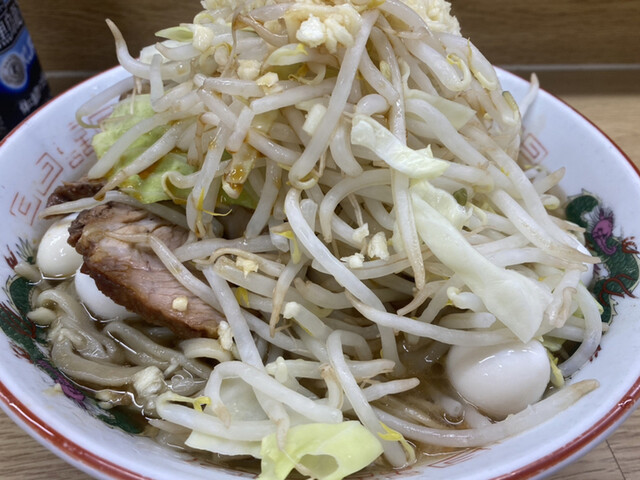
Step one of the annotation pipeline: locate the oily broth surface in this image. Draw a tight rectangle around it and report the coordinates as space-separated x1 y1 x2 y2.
26 266 473 475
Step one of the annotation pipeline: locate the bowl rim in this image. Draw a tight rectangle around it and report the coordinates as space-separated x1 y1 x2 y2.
0 65 638 480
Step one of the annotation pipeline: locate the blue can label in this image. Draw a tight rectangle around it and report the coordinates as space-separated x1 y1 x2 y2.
0 0 50 137
0 0 23 51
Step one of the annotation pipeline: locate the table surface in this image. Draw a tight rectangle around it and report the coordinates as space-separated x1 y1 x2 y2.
0 71 639 479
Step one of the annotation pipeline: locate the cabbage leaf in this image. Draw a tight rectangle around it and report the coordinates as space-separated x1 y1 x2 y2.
118 152 195 204
350 114 449 179
92 94 196 204
259 421 383 480
411 185 553 342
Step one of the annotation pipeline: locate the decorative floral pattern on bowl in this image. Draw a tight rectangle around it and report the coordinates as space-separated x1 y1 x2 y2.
0 66 639 480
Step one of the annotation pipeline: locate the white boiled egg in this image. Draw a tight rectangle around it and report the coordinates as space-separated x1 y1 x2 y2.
36 214 83 278
446 339 551 419
74 270 134 320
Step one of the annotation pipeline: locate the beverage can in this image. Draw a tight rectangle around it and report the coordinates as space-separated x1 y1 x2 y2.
0 0 50 138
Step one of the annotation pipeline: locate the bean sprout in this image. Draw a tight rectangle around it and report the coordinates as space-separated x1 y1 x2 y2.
30 1 604 478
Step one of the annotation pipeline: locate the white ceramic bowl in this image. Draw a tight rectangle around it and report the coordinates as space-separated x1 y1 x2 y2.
0 66 639 480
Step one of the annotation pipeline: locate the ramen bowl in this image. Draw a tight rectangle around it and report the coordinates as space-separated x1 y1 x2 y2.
0 66 639 480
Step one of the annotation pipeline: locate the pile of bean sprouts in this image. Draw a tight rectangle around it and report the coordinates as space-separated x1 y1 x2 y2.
27 0 603 474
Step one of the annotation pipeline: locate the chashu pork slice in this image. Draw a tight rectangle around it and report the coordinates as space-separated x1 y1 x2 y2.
68 202 224 338
47 178 105 207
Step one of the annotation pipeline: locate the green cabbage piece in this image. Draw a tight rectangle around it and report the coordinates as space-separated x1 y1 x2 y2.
92 94 261 207
92 95 195 204
411 184 553 342
218 183 259 210
411 179 471 230
119 152 194 204
92 94 162 159
350 113 449 179
258 421 383 480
